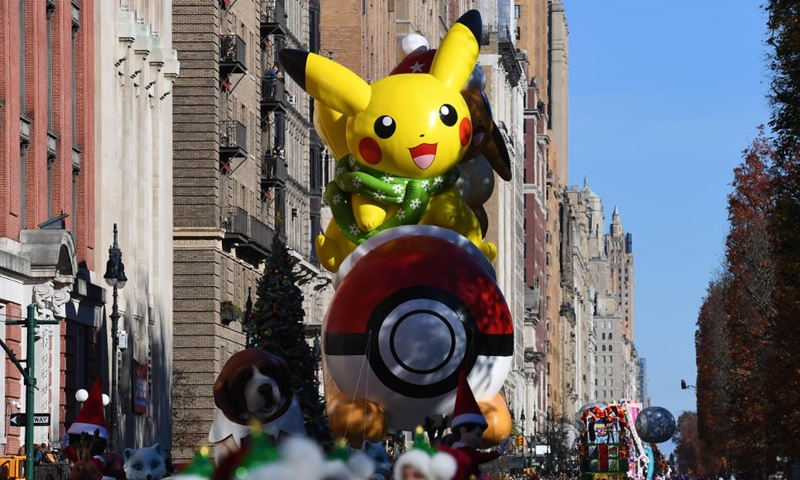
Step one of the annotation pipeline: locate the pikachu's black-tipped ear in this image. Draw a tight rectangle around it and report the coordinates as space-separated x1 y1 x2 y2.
431 10 482 91
278 49 370 116
456 9 483 45
278 49 309 91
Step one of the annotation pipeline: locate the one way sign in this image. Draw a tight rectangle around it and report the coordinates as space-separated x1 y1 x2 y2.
9 413 51 427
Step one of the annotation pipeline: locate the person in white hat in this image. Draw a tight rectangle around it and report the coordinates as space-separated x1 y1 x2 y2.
393 428 457 480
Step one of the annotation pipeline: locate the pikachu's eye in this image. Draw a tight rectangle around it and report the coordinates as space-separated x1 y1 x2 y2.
439 104 457 126
374 116 396 139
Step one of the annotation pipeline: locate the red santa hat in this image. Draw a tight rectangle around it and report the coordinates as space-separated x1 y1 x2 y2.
450 371 487 430
67 378 108 439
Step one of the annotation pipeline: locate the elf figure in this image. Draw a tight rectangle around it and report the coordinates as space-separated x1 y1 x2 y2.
438 372 508 480
64 378 125 480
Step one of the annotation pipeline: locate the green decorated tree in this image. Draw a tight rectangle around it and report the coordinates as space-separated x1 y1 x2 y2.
244 234 332 446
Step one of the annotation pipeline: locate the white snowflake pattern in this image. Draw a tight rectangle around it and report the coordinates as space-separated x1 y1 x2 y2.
352 177 362 189
396 210 406 220
434 177 444 187
349 223 361 236
409 199 422 209
397 197 404 204
336 167 346 176
381 174 394 183
392 184 404 194
374 192 386 201
353 164 361 172
421 180 431 191
332 194 344 204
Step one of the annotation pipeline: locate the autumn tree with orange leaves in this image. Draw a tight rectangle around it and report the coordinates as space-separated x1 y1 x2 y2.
723 129 777 479
765 0 800 465
694 275 730 476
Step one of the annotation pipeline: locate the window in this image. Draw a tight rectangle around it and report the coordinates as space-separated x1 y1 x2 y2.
602 345 606 352
608 333 613 340
47 2 55 130
609 345 613 352
72 8 80 142
601 333 605 340
20 145 27 228
47 155 55 218
72 167 79 244
515 5 521 18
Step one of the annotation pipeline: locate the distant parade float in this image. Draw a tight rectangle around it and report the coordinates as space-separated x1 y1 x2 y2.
578 402 676 480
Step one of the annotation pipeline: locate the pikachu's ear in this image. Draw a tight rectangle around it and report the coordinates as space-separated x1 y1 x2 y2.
279 49 371 116
430 10 482 91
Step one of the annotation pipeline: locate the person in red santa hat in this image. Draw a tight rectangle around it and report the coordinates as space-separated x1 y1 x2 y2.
437 371 508 480
64 378 125 480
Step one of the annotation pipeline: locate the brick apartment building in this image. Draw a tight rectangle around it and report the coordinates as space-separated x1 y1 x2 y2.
171 0 329 460
0 0 103 453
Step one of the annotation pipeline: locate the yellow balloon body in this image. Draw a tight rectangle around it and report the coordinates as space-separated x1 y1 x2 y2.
278 11 496 273
479 392 512 447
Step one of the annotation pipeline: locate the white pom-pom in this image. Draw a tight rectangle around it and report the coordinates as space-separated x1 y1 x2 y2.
75 389 89 402
400 34 429 57
348 453 376 480
392 451 431 480
279 436 324 465
102 394 110 406
278 437 325 478
320 460 352 480
429 452 458 480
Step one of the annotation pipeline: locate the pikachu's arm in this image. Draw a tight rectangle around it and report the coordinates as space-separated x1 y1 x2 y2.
352 194 395 232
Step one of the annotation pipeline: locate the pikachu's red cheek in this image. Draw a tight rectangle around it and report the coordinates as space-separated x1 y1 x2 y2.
359 138 382 165
459 118 472 147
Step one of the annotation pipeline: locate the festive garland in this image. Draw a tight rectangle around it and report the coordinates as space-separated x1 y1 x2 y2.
581 404 628 429
326 155 459 245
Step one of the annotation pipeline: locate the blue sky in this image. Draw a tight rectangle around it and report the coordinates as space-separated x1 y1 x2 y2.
566 1 772 451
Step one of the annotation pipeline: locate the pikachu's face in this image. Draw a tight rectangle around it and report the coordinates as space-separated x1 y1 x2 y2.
346 74 472 178
278 10 483 179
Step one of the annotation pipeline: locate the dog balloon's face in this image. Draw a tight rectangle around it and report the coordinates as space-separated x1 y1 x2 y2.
244 365 284 421
213 349 294 425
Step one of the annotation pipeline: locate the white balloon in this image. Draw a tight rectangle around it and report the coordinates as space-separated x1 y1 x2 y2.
75 389 89 402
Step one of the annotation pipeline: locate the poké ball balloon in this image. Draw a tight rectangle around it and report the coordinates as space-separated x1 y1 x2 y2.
323 225 513 433
634 406 676 443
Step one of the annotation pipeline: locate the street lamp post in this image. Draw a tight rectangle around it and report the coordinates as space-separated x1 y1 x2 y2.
520 409 526 467
531 413 537 470
103 224 127 451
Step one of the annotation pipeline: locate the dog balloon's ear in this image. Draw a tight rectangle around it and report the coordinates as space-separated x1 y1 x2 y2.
213 365 253 420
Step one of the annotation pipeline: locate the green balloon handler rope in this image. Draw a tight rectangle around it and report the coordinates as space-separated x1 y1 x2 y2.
326 155 460 244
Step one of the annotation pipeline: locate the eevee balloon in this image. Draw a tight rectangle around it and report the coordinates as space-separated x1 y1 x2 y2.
279 10 497 273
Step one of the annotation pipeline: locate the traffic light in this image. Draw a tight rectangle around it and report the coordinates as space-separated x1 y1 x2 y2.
516 435 524 447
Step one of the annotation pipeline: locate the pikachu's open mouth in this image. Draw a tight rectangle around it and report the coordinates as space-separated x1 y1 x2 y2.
409 143 437 170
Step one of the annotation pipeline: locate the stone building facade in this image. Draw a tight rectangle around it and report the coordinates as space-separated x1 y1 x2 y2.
94 0 179 450
171 0 329 461
562 183 639 408
0 0 101 453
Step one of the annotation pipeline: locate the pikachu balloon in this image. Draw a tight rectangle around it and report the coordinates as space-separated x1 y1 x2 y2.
278 10 497 273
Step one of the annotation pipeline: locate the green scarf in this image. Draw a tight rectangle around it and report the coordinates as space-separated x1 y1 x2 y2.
326 155 459 244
